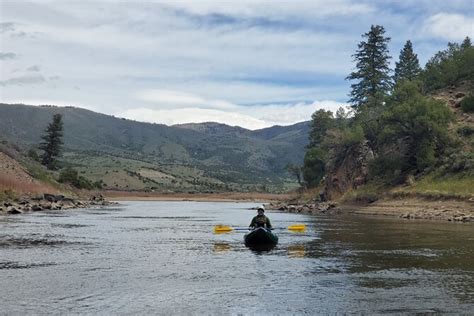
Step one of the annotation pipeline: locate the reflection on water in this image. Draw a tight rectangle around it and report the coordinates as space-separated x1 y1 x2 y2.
0 201 473 314
213 242 231 253
287 244 306 258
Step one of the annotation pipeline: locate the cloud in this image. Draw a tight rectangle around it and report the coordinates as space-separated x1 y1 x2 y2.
118 107 269 129
137 89 237 110
120 89 348 129
0 74 46 86
27 65 41 72
0 22 16 33
164 1 374 21
242 100 348 125
0 52 17 60
0 21 31 38
423 13 474 41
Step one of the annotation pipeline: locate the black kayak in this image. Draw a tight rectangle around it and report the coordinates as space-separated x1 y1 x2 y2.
244 227 278 246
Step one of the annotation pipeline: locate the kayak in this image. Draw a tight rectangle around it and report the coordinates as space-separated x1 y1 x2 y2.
244 227 278 246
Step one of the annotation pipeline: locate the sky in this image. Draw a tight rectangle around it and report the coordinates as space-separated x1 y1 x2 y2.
1 0 473 129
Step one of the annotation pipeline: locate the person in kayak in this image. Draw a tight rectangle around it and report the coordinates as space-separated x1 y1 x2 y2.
249 207 272 229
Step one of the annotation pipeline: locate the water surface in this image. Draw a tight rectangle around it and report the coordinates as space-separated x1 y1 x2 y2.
1 201 473 314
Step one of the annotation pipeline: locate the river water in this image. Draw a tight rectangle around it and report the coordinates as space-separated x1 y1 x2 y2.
1 201 473 314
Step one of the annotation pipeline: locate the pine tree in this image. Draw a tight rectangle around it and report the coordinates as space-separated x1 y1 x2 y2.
461 36 472 50
308 109 334 147
40 113 64 170
393 40 421 83
347 25 392 110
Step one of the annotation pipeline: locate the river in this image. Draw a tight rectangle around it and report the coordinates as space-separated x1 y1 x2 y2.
1 201 473 314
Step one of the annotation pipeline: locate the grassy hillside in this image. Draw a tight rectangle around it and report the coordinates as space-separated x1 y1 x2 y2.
0 104 309 192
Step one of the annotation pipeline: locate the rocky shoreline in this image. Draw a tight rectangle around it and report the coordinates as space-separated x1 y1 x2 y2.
266 198 474 222
266 201 339 214
0 193 117 215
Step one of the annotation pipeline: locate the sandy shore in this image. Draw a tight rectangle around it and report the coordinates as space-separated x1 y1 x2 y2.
341 198 474 222
267 197 474 222
104 191 289 203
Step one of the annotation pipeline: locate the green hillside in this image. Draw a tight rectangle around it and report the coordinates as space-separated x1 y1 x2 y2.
0 104 309 192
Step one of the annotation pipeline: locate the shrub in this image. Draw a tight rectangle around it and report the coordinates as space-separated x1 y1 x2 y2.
58 167 102 190
457 125 474 137
27 149 40 161
302 148 326 187
369 154 409 185
460 95 474 113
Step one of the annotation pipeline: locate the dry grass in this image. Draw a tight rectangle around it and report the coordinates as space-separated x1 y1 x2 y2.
393 174 474 200
0 173 59 199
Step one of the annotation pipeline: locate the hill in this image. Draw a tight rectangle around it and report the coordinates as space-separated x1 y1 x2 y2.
0 103 310 192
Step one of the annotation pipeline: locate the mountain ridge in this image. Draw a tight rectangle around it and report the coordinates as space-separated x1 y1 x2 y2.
0 103 310 192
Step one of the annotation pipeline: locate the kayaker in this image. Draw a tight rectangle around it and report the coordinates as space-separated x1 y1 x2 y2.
249 207 272 229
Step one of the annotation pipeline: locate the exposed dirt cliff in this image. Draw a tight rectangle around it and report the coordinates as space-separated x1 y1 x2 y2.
322 140 374 201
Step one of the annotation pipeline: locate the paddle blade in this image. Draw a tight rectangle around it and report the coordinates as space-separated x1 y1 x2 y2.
288 224 306 231
214 225 234 233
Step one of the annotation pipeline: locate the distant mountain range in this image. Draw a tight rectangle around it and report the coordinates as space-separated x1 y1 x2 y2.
0 103 310 192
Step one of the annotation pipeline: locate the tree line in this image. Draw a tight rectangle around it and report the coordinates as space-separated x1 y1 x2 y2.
301 25 473 188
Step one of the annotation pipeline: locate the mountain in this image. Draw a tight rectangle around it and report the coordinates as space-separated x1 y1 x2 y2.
0 103 309 192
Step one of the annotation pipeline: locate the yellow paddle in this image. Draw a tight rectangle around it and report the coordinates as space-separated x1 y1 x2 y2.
214 224 306 233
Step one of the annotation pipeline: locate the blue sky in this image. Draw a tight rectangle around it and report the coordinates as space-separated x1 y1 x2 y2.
1 0 473 129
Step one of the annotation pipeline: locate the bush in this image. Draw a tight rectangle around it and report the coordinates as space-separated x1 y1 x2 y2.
461 95 474 113
457 125 474 137
369 154 409 185
27 149 40 161
59 167 102 190
302 148 326 187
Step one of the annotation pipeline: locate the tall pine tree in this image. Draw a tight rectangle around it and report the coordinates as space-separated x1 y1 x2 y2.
40 113 64 170
347 25 392 110
393 40 421 83
461 36 472 50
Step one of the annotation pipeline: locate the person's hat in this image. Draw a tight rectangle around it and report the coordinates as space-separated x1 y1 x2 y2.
257 206 265 212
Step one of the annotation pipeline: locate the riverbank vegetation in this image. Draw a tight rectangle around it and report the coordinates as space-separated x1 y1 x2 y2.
301 25 473 203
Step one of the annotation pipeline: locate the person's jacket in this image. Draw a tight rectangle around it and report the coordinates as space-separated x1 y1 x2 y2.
249 215 272 229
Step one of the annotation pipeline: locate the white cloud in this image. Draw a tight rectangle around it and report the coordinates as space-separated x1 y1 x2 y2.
118 107 268 129
242 100 347 125
137 89 237 110
118 89 347 129
161 0 374 19
423 13 474 41
0 74 46 86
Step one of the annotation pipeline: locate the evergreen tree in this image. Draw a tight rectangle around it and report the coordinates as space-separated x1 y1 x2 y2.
346 25 392 110
303 109 334 187
393 40 421 83
302 147 326 187
423 37 474 91
461 36 472 50
40 114 64 170
308 109 334 147
379 81 453 173
285 163 303 186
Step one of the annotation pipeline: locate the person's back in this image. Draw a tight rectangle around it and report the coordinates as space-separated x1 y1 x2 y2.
249 207 272 229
